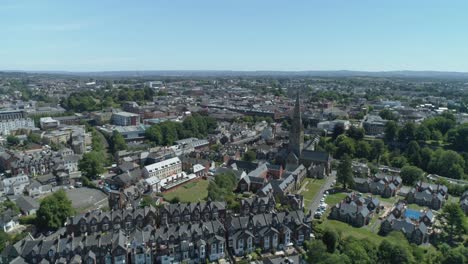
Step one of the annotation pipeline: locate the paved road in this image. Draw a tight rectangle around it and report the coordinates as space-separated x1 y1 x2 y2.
307 170 336 214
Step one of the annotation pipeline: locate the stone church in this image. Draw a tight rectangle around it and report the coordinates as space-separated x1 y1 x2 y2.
282 93 332 178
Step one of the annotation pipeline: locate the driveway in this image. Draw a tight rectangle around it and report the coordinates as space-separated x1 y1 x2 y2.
307 170 336 213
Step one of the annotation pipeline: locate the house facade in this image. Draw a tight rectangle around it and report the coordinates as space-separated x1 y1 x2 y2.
226 210 312 256
329 193 380 227
406 181 447 210
380 202 434 244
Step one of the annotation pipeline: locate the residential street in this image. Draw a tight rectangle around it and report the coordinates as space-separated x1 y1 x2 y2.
307 170 336 213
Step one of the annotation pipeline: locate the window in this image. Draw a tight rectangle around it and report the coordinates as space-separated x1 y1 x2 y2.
273 234 278 247
264 237 270 249
200 245 205 258
239 239 244 250
298 231 304 242
219 243 224 254
212 243 217 254
247 237 252 250
285 232 290 245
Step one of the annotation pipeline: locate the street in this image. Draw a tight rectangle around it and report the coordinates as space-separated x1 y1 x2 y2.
307 170 336 214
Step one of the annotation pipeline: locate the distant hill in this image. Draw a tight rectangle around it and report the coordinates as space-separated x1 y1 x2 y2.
3 70 468 79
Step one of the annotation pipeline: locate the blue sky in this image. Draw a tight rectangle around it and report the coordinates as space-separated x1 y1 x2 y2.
1 0 468 71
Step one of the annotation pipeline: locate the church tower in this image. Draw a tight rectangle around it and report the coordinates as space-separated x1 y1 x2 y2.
289 92 304 158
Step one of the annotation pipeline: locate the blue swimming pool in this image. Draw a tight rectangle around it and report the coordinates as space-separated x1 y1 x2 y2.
405 209 421 219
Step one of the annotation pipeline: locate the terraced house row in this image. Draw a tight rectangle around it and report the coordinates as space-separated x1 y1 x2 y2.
2 202 312 264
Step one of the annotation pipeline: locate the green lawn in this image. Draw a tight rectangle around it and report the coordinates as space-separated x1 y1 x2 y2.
325 192 347 206
163 180 209 203
318 219 387 245
377 195 400 205
407 203 427 211
299 178 327 208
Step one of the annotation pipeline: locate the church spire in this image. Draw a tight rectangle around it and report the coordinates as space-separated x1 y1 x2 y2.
289 90 304 158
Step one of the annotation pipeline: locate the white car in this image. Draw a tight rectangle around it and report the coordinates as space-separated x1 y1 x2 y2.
320 198 325 202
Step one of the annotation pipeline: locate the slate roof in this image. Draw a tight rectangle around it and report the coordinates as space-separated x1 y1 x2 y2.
301 150 330 162
227 160 258 173
15 195 39 213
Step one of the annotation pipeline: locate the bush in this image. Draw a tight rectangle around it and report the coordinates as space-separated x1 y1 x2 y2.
19 215 37 225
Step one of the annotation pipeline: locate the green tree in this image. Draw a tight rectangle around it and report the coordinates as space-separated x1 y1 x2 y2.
6 135 20 146
337 154 353 189
390 156 408 168
442 249 466 264
438 203 467 244
0 200 20 214
145 125 163 145
305 240 328 263
140 195 156 208
384 121 399 142
243 150 257 162
379 109 399 121
0 231 9 252
347 126 365 141
78 151 105 179
342 237 376 264
110 130 127 153
400 165 424 185
405 141 421 166
207 173 237 203
27 133 42 144
335 135 356 159
370 139 385 163
447 124 468 152
419 147 433 171
398 122 417 143
415 125 431 141
428 149 466 179
378 240 414 264
356 141 371 160
36 190 74 230
322 229 339 253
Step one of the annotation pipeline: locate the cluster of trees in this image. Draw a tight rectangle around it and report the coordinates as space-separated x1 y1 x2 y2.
36 190 75 230
305 227 468 264
78 128 108 181
379 108 399 121
318 105 467 180
145 114 217 146
63 92 101 112
62 86 156 112
381 139 467 180
108 131 127 154
6 135 20 146
242 150 257 162
384 112 458 144
317 128 385 162
207 173 239 210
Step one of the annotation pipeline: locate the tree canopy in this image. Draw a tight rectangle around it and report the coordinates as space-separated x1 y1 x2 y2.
36 190 74 230
337 154 353 189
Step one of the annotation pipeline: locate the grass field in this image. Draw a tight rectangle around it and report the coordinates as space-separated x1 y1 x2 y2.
325 192 347 206
299 178 326 208
318 191 396 245
163 179 209 203
318 219 387 244
407 203 427 211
